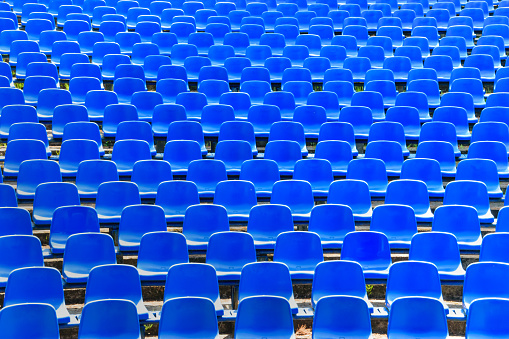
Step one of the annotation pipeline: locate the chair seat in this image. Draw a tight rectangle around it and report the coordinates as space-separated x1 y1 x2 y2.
415 209 434 222
253 240 276 250
289 271 314 281
352 210 373 222
138 269 167 282
387 240 412 250
363 269 390 280
97 214 121 224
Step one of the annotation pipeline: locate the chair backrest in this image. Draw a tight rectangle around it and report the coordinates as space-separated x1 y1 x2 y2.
235 296 295 338
164 263 223 314
0 303 60 338
78 299 141 338
341 231 392 271
84 264 147 319
385 261 443 309
387 297 448 338
159 297 219 338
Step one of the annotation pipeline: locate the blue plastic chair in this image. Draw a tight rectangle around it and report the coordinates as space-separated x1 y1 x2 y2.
85 263 148 320
35 88 73 122
235 296 295 338
450 78 486 109
220 55 249 82
306 91 340 121
415 141 457 177
269 121 308 156
206 231 256 282
314 140 352 176
32 182 80 226
465 298 509 339
311 260 372 311
364 140 404 176
0 105 38 140
385 180 433 222
343 56 371 82
58 139 100 178
200 105 236 137
432 106 470 141
246 204 293 250
162 140 202 176
115 120 156 155
370 204 417 249
322 80 355 108
400 158 444 198
49 206 99 255
238 80 271 106
395 91 431 123
471 122 509 153
457 159 502 199
386 260 446 312
155 181 199 223
292 105 327 138
0 185 16 207
385 106 421 141
440 92 476 123
318 122 358 156
0 303 60 338
468 141 509 178
238 159 279 198
130 160 172 199
263 91 296 120
346 158 388 197
78 299 141 338
432 205 482 251
466 52 497 81
271 180 315 222
95 181 140 224
151 104 186 137
337 106 373 140
293 159 333 198
213 180 256 221
463 262 509 311
0 235 44 287
238 262 297 313
330 35 357 57
182 204 229 251
0 207 32 236
164 263 224 315
16 160 62 199
118 205 167 252
307 204 355 249
218 92 251 120
480 233 509 263
409 232 466 282
136 231 188 282
387 297 449 338
273 231 324 281
167 121 206 156
443 180 494 224
350 91 385 121
23 75 58 105
75 160 118 199
159 297 219 338
341 231 392 280
62 232 117 284
3 139 47 177
368 121 409 156
419 121 461 157
111 139 151 177
313 295 373 338
4 266 70 324
171 92 207 121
